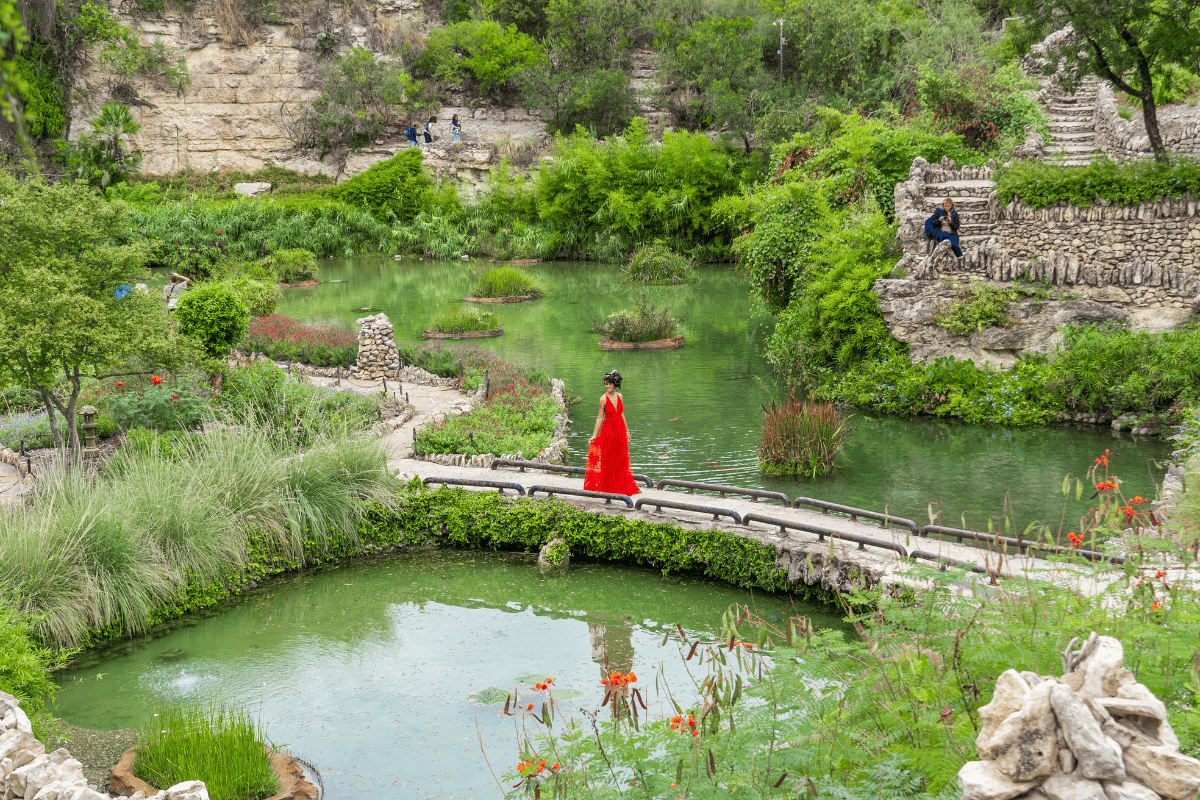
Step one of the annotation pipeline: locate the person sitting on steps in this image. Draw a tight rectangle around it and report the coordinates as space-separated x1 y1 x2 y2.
924 197 963 258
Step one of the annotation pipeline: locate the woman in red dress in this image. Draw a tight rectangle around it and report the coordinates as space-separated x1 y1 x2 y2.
584 371 640 495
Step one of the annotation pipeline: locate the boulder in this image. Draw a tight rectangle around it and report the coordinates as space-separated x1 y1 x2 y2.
977 670 1032 757
1077 637 1126 699
233 182 271 197
11 753 86 798
1104 780 1163 800
1051 684 1126 780
1043 773 1109 800
1123 745 1200 800
0 729 44 768
958 761 1042 800
164 780 211 800
985 681 1060 781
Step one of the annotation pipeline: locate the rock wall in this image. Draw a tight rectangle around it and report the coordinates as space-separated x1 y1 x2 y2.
958 634 1200 800
1093 83 1200 161
881 156 1200 367
0 690 212 800
73 0 548 182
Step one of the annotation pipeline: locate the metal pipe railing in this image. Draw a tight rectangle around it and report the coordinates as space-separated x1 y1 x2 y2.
527 485 634 507
422 477 526 495
742 513 909 558
656 479 790 505
792 497 920 538
635 498 742 524
492 458 653 488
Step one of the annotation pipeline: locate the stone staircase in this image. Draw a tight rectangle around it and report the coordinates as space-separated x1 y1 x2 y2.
1043 78 1102 166
629 48 671 131
920 178 996 251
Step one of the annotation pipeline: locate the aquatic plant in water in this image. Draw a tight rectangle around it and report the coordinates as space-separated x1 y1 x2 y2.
758 395 847 477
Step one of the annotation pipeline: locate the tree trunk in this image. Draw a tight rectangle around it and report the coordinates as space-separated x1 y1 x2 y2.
45 365 84 467
1139 90 1167 163
38 388 63 450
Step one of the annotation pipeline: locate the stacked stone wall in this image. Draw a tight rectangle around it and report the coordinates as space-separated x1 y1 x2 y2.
1094 83 1200 160
351 313 400 380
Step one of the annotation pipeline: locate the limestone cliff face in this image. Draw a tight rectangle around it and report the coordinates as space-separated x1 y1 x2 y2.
72 0 548 180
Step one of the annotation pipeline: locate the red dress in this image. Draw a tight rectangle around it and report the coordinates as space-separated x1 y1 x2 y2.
584 395 640 495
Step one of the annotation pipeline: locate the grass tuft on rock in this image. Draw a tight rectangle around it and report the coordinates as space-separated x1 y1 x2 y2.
591 295 685 342
471 266 544 298
623 243 694 285
430 307 500 334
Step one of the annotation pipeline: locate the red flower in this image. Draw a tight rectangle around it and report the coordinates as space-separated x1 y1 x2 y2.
1156 570 1166 578
1122 506 1135 519
115 382 124 387
526 703 533 710
171 394 179 399
217 229 223 234
151 375 163 384
1151 603 1159 610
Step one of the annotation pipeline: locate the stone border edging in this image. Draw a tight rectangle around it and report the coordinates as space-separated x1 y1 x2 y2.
463 295 537 303
422 328 504 339
276 280 320 289
111 745 317 800
598 335 684 351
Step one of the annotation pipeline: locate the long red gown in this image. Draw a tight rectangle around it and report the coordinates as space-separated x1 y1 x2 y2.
584 395 640 495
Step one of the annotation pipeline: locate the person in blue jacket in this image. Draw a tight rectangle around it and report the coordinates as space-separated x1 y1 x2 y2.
404 125 419 146
924 197 962 257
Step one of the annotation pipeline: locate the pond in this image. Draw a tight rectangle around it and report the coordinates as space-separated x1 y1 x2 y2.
271 258 1170 531
54 550 834 799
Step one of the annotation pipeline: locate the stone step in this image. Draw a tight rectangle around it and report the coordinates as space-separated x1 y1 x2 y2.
1048 121 1093 132
1050 132 1097 142
1047 106 1094 117
1056 144 1100 154
1048 93 1097 102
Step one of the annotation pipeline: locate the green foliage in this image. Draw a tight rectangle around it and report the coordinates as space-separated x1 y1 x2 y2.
419 20 543 96
262 248 317 283
215 362 382 448
933 282 1020 335
242 314 359 367
590 294 684 342
484 0 548 37
429 307 499 333
175 283 250 357
0 0 28 134
12 46 64 138
471 265 544 298
136 703 279 800
523 65 638 139
1048 325 1200 416
291 47 432 152
918 62 1045 151
995 156 1200 208
322 149 432 222
130 197 393 264
219 275 281 316
107 381 207 432
0 602 69 722
59 102 143 188
623 243 693 285
758 395 847 477
98 32 191 95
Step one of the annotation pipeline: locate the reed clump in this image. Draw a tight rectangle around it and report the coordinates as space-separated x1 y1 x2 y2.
590 295 685 342
758 395 848 477
430 307 499 334
623 243 694 285
136 703 278 800
471 266 544 298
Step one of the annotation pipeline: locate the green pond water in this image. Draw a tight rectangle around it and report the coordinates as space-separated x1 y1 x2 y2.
54 550 834 799
269 258 1169 530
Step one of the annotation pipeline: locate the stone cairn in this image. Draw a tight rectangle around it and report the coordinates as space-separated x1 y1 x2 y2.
958 634 1200 800
350 313 400 380
0 690 211 800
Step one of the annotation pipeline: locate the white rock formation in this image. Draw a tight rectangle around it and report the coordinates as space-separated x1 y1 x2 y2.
959 635 1200 800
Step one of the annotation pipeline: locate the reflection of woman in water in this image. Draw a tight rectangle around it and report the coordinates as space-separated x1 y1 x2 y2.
584 370 640 495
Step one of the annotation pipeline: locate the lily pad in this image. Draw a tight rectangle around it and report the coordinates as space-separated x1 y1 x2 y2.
515 673 553 685
548 688 584 701
467 687 511 706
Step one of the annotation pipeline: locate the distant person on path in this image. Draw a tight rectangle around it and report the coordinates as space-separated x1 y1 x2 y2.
424 116 437 143
162 272 191 311
584 370 640 496
924 197 963 258
404 125 419 147
451 114 462 142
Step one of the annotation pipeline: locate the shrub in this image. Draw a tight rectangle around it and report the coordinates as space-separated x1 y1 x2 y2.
623 243 694 285
263 248 317 283
471 265 544 298
591 295 685 342
758 395 848 477
220 276 281 316
136 704 278 800
0 386 41 415
918 63 1045 151
0 411 119 450
175 283 250 357
995 156 1200 209
523 66 639 139
933 283 1019 335
419 20 543 96
323 149 433 222
429 307 499 334
107 382 207 432
243 315 359 367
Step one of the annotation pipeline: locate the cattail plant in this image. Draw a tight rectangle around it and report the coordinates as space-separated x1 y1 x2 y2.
758 393 848 477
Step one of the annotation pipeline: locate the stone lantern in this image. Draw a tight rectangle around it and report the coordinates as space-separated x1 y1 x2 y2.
79 405 99 459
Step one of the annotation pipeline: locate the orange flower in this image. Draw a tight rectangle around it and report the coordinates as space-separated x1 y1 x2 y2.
151 375 163 384
527 703 534 710
1156 570 1166 578
545 678 552 685
1122 506 1135 518
1151 603 1159 610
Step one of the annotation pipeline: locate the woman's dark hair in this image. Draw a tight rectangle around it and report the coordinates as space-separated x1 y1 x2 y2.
429 116 437 123
452 114 459 121
603 370 622 389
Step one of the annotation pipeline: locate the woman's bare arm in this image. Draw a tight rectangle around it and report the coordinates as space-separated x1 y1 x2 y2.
590 396 605 440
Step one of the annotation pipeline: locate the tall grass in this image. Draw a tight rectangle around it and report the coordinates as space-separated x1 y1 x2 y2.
758 396 848 477
623 243 694 285
429 308 499 334
0 425 397 647
136 703 278 800
471 266 544 298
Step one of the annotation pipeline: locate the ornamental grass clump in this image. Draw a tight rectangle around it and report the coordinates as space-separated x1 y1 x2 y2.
471 266 544 298
591 295 685 342
429 307 499 334
758 395 847 477
136 703 279 800
623 243 694 285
